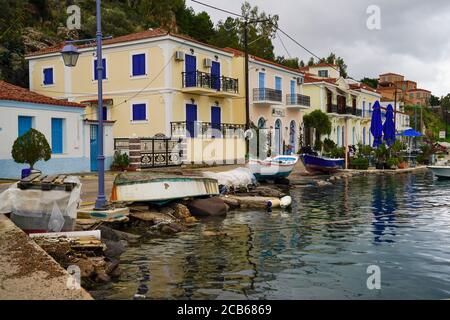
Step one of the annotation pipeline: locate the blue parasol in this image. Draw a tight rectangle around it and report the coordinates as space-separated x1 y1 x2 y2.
383 104 396 146
370 101 383 147
398 129 422 137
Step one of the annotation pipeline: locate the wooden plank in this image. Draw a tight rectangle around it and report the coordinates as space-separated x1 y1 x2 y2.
54 175 67 185
41 175 59 184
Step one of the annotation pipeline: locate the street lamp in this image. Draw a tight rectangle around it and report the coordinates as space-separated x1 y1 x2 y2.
61 0 107 210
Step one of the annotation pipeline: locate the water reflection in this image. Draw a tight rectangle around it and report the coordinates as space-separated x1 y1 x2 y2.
91 172 450 300
372 176 397 244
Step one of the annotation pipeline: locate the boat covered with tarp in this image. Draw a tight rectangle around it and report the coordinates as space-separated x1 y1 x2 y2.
110 172 219 203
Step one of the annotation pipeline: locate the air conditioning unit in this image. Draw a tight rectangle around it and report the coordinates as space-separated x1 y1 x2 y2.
203 58 212 68
297 76 304 85
175 51 185 61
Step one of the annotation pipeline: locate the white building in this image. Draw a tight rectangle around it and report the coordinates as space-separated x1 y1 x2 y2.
0 81 114 179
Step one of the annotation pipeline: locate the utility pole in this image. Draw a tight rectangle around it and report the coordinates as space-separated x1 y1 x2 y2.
393 84 398 131
244 20 250 157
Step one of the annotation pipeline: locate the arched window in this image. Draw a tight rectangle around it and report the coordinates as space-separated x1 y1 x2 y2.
342 126 345 147
363 127 366 145
257 117 266 129
337 126 341 146
352 127 356 145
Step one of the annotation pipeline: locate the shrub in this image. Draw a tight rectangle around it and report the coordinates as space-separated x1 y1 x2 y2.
386 157 400 169
314 139 323 152
351 157 369 170
323 138 336 153
11 128 51 169
330 147 345 159
112 151 130 171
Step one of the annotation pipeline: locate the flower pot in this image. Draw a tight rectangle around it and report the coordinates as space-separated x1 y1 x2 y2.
398 162 408 169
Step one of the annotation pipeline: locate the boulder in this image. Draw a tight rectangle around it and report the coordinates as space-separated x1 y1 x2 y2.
315 180 333 187
130 211 174 225
221 197 240 209
171 203 191 220
187 197 228 217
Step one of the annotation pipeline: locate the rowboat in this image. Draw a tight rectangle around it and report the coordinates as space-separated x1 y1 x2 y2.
110 172 219 203
300 154 345 173
247 155 299 181
427 165 450 179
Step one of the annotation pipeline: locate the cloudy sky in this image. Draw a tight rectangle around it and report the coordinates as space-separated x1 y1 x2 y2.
189 0 450 96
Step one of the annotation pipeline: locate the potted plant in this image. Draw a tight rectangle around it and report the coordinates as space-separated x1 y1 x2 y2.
111 151 131 171
11 128 51 178
374 143 388 169
386 157 400 170
350 157 369 170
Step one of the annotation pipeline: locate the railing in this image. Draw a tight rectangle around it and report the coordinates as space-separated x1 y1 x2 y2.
171 121 245 138
327 104 363 117
286 94 311 107
182 71 239 94
253 88 282 102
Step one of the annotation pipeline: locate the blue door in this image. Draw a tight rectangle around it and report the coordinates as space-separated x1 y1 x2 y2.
186 104 197 138
18 116 33 137
211 106 221 138
211 61 220 90
51 118 63 154
258 72 265 100
90 124 98 171
185 54 196 87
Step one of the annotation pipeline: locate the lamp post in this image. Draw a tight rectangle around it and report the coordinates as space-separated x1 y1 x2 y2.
61 0 108 210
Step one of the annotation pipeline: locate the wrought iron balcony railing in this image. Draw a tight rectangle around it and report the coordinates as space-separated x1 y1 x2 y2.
170 121 245 138
253 88 282 102
182 71 239 94
286 94 311 107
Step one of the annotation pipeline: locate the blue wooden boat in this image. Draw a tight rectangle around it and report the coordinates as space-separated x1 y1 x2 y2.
300 154 344 173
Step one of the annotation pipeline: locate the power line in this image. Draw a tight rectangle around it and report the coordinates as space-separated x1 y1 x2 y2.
190 0 243 18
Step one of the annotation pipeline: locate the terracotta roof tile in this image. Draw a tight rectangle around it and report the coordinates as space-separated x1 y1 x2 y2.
0 81 84 108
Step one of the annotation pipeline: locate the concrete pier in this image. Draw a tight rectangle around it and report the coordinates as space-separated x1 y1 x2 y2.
0 214 92 300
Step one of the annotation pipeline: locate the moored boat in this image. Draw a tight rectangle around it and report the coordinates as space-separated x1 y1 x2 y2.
247 155 299 181
110 172 219 203
300 154 345 173
427 165 450 179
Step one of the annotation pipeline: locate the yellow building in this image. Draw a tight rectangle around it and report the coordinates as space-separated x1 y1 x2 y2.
26 28 246 168
301 64 381 148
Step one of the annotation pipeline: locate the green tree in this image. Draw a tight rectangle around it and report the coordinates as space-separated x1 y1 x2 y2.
319 52 347 78
12 128 51 169
303 110 332 152
430 94 440 106
276 56 299 69
360 77 379 89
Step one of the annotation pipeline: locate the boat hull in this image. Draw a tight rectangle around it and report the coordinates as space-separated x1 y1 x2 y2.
427 166 450 179
111 173 219 203
248 155 298 181
300 154 345 173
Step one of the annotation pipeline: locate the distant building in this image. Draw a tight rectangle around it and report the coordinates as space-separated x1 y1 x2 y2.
0 81 114 179
378 72 431 107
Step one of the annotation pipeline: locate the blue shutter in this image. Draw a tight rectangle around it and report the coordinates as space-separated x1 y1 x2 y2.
132 54 146 76
211 106 221 138
102 106 107 121
258 72 265 88
43 68 53 85
18 116 33 137
185 55 197 87
132 104 146 121
186 104 197 138
211 61 221 90
51 118 63 154
275 76 282 91
94 59 106 80
290 80 296 104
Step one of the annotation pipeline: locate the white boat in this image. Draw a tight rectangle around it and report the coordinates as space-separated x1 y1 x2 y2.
427 165 450 179
247 155 299 181
111 172 219 203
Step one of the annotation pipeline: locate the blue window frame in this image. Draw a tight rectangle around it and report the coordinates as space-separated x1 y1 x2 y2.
43 68 54 85
290 80 296 104
18 116 33 137
132 53 146 76
132 103 147 121
94 58 106 80
258 72 265 88
51 118 64 154
275 76 282 91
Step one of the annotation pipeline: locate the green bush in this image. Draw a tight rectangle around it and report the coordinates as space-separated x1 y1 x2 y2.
314 139 323 152
112 151 130 170
323 138 336 153
375 143 388 163
11 128 51 169
330 147 345 159
386 157 400 169
351 157 369 170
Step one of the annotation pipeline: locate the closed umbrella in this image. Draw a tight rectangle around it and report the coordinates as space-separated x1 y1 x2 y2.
383 104 396 146
370 101 383 148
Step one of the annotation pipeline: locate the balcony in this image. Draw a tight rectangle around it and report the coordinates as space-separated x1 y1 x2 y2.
253 88 283 105
171 121 245 139
327 104 363 117
181 71 239 97
286 94 311 109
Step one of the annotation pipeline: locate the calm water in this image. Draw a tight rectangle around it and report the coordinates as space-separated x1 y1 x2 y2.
91 172 450 300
